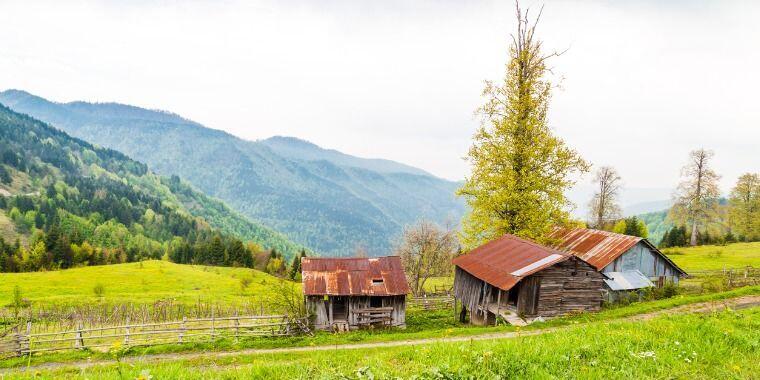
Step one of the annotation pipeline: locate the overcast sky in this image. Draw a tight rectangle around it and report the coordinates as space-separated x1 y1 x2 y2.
1 0 759 197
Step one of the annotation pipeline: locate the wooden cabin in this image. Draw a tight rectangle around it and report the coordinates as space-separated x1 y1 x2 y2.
301 256 409 331
549 228 687 300
453 235 605 325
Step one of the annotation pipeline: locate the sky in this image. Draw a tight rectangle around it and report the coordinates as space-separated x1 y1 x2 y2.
1 0 759 203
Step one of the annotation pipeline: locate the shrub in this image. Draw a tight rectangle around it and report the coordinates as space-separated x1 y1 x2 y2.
93 283 106 298
240 277 253 291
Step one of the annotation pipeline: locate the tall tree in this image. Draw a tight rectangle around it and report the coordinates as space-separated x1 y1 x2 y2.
669 149 721 246
729 173 760 241
457 3 589 248
395 221 458 296
588 166 623 229
209 235 226 265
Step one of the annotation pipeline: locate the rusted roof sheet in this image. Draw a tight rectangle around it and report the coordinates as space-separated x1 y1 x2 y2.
549 227 641 270
452 234 571 291
550 227 687 276
301 256 410 296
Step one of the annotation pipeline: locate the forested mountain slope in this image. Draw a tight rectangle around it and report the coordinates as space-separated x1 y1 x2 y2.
0 90 465 256
0 103 303 272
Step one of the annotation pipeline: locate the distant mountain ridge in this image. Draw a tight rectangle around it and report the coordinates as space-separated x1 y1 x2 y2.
0 90 465 256
0 103 304 267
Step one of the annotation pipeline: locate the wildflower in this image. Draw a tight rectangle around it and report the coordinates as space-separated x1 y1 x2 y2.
684 358 691 363
135 369 154 380
674 341 680 346
34 370 42 377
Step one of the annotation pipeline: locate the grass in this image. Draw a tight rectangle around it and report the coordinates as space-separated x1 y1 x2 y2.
7 306 759 379
2 285 757 369
663 242 760 271
421 276 454 293
0 260 290 307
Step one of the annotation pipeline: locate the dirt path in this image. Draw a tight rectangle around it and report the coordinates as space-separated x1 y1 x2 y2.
4 295 759 374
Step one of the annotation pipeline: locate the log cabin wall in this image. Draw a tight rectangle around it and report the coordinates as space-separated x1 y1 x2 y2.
527 257 605 318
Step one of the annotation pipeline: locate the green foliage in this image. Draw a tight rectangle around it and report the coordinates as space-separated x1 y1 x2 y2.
458 10 588 248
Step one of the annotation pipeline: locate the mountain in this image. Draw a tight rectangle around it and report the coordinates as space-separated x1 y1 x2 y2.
0 90 465 256
0 102 304 272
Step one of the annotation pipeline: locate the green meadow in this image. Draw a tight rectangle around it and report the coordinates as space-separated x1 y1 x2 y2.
664 242 760 271
7 306 758 379
0 260 289 307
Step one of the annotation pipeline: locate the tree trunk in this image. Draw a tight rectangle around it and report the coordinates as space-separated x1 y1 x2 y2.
690 222 698 246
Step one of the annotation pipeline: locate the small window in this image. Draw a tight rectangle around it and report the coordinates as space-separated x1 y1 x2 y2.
372 278 384 285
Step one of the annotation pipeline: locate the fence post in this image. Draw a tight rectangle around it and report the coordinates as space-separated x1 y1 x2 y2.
210 309 215 342
179 316 186 343
234 313 240 343
75 321 84 349
13 326 22 357
124 316 130 346
23 321 31 357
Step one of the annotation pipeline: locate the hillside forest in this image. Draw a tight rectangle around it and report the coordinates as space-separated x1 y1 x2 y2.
0 104 306 275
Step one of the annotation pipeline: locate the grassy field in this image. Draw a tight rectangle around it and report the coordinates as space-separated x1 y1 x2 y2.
3 285 757 370
0 260 290 307
8 305 759 379
663 242 760 271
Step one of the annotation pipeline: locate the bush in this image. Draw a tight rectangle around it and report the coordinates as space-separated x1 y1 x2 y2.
93 283 106 298
240 277 252 291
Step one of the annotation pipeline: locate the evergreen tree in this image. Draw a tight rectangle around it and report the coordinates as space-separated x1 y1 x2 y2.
209 235 225 265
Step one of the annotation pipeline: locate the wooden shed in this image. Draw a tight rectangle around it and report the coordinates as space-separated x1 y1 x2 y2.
549 228 687 299
452 235 605 325
301 256 409 331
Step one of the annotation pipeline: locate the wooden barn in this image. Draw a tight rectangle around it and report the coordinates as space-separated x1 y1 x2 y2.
301 256 409 331
549 228 687 299
452 235 605 325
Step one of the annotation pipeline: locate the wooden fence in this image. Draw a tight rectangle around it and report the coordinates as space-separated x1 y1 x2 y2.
408 294 455 311
0 314 310 358
687 266 760 289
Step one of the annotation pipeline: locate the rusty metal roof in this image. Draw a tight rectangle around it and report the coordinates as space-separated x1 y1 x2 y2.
452 234 571 291
301 256 410 296
548 227 687 276
548 227 641 271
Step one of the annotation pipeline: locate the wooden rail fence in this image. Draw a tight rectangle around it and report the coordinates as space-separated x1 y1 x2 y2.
408 295 455 311
688 266 760 288
0 314 310 357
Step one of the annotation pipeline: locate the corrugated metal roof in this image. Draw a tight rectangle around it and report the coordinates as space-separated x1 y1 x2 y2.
549 227 687 275
452 234 571 291
549 227 642 271
301 256 410 296
604 270 654 291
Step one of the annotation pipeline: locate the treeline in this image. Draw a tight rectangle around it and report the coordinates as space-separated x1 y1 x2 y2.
0 103 306 275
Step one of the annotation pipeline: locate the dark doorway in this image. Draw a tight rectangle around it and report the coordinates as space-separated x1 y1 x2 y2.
332 297 347 321
370 297 383 308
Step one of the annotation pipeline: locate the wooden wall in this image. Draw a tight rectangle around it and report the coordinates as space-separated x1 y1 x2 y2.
306 295 406 331
453 257 605 322
602 241 681 284
527 257 605 318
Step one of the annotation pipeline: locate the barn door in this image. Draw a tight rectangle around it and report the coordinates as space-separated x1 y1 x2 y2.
517 277 541 316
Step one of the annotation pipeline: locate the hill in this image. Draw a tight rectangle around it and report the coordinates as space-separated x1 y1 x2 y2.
663 242 760 271
0 103 303 273
0 90 466 256
638 210 671 245
0 260 287 306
